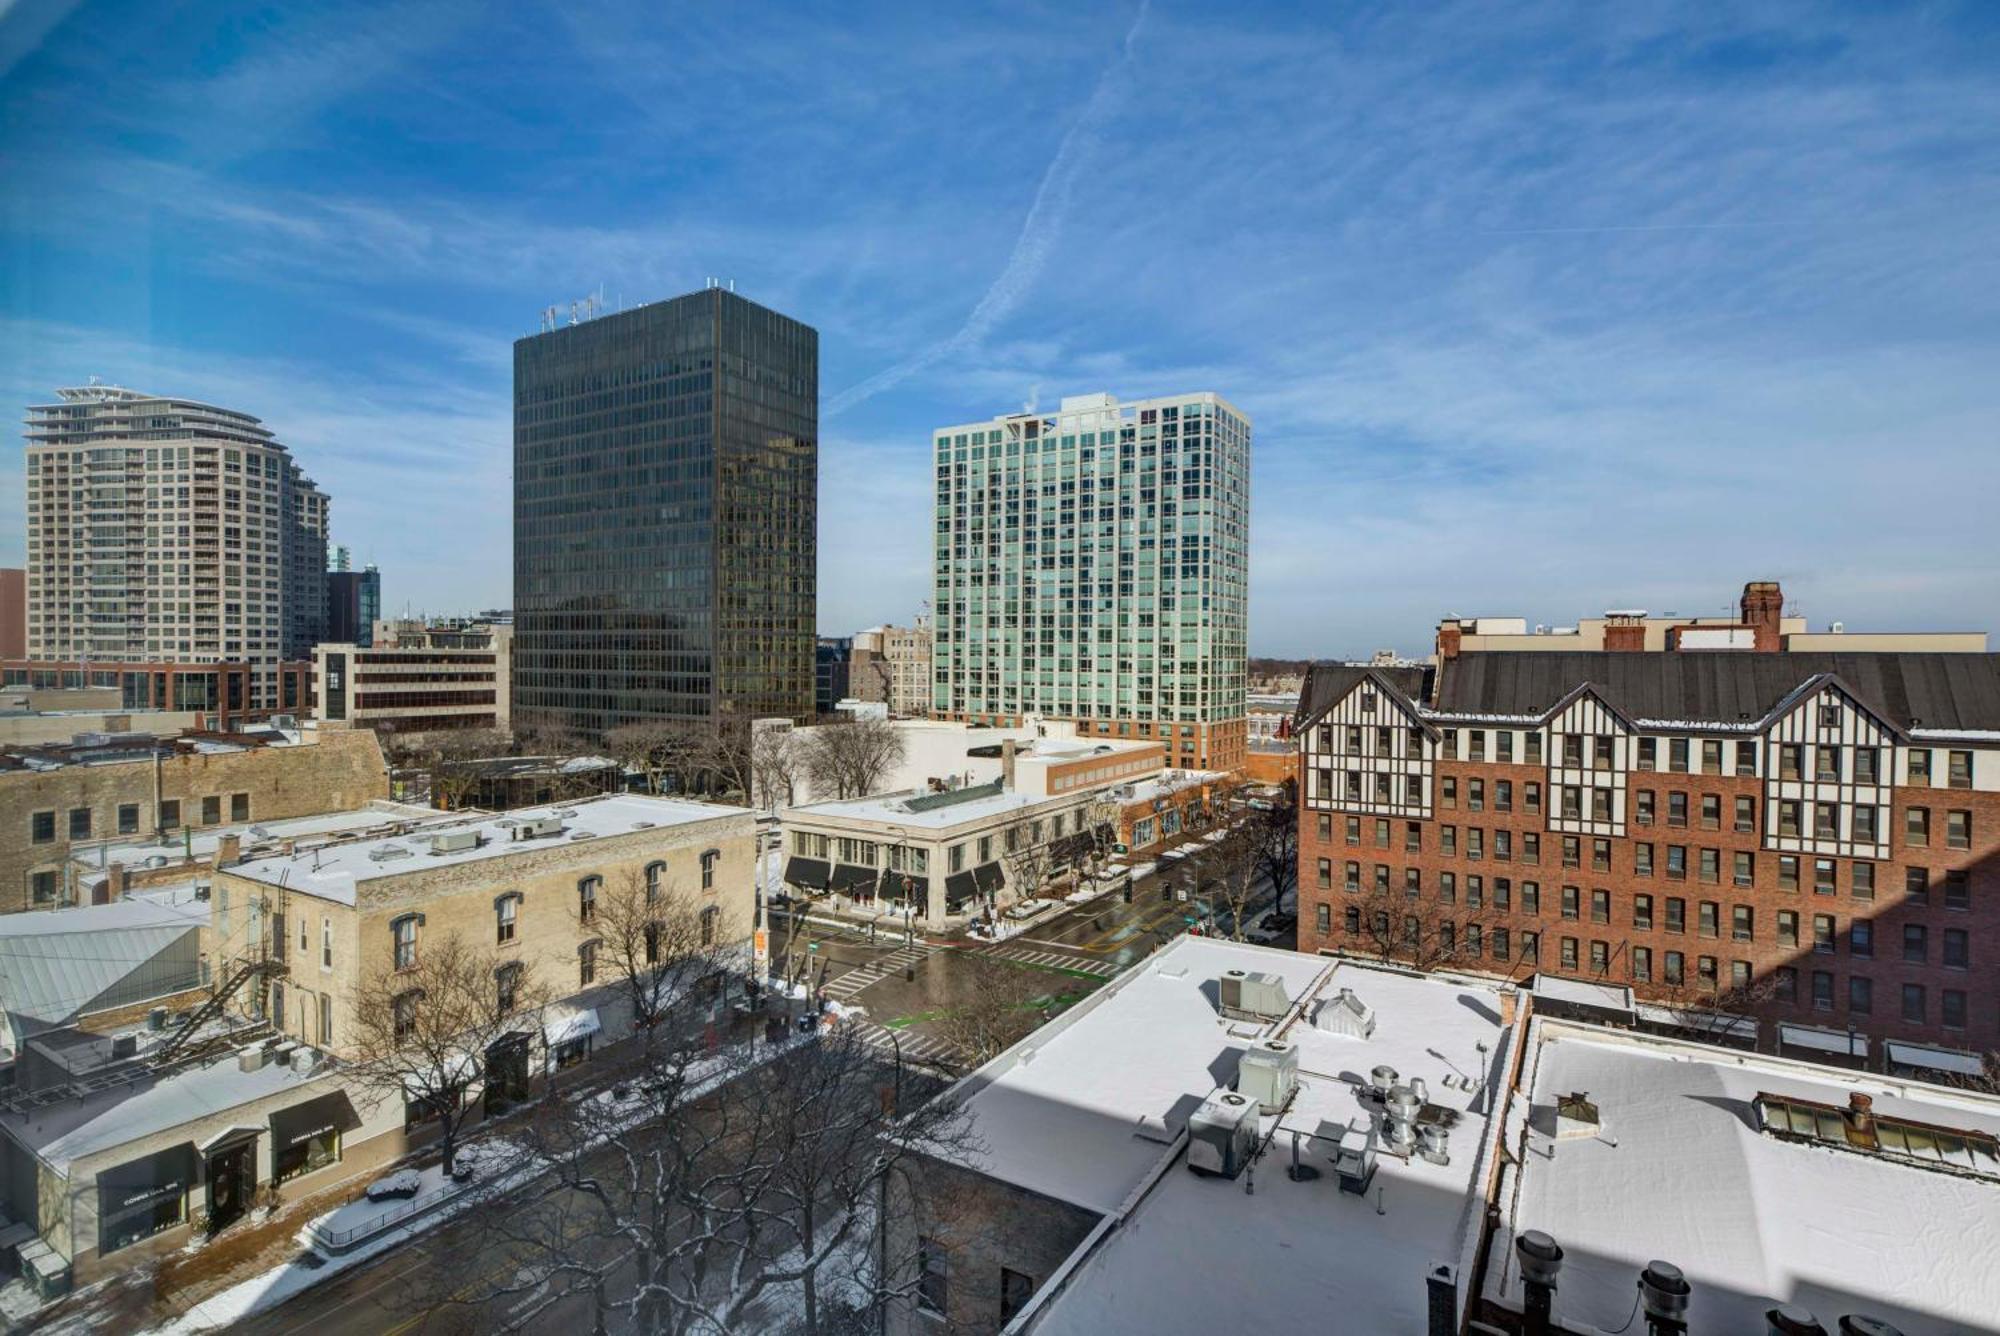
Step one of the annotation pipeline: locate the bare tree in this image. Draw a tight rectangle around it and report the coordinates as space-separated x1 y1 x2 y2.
753 726 807 812
931 961 1051 1068
605 719 702 796
1206 820 1265 941
998 815 1056 914
438 1014 975 1336
1076 794 1125 891
803 718 908 800
695 717 757 802
1252 786 1299 910
1349 896 1521 974
349 930 549 1177
585 866 736 1053
513 717 591 760
394 726 509 811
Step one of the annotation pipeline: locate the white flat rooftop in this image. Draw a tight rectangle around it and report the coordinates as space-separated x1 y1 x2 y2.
1021 949 1512 1336
225 793 752 905
792 786 1057 832
71 800 445 874
1494 1024 2000 1336
10 1045 337 1174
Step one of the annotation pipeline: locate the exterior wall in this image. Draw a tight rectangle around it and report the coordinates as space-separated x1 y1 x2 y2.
1242 747 1298 787
313 628 510 738
0 711 207 747
884 1154 1102 1336
1296 680 2000 1053
0 568 25 661
0 728 390 914
214 809 756 1061
1118 775 1232 853
1783 632 1989 653
55 1072 406 1283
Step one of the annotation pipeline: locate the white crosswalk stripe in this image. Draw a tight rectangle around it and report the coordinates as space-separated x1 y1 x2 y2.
851 1019 957 1068
982 944 1120 977
822 943 938 999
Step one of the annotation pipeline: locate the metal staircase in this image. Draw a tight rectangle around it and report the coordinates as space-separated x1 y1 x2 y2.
149 956 288 1067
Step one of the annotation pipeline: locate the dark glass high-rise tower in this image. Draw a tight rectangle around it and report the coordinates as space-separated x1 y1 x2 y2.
513 288 817 736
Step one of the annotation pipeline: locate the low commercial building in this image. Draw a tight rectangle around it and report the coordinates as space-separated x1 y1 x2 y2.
211 793 758 1063
780 739 1161 930
313 620 511 740
0 725 390 914
848 619 933 718
1115 769 1234 856
1 659 312 730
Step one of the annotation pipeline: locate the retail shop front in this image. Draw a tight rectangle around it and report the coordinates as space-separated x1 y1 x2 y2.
95 1143 196 1256
270 1091 362 1184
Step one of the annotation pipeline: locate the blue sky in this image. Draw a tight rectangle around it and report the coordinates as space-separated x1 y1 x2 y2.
4 1 1998 657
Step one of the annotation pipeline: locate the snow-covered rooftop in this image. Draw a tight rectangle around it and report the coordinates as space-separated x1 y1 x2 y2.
11 1044 340 1173
225 793 753 905
1494 1023 2000 1336
1017 948 1513 1335
790 785 1056 832
71 800 445 874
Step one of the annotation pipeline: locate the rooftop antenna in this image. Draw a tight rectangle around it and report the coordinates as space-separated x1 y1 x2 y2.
727 278 735 292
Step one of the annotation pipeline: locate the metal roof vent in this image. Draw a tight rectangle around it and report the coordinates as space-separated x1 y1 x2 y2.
570 830 596 841
369 843 411 862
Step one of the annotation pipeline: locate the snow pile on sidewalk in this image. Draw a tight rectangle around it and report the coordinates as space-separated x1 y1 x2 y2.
150 1036 804 1334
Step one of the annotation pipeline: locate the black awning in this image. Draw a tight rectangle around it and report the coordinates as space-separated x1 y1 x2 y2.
828 863 877 893
1050 832 1092 864
972 862 1005 895
785 856 831 890
97 1143 196 1214
944 871 978 910
270 1090 363 1151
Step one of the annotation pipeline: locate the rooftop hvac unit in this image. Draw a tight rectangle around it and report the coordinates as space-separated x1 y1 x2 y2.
1330 1117 1378 1195
512 816 566 841
110 1034 139 1060
1237 1039 1299 1114
1218 969 1290 1022
147 1007 168 1032
1312 987 1376 1039
369 844 412 862
291 1047 317 1074
1187 1091 1260 1179
239 1046 269 1073
427 830 482 854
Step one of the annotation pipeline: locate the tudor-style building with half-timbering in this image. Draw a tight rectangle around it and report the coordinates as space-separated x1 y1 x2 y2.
1294 652 2000 1070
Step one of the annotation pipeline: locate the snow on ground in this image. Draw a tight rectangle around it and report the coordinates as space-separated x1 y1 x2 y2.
148 1036 804 1334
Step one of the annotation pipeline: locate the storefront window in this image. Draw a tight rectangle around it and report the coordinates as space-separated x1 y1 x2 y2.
96 1145 193 1254
275 1128 341 1182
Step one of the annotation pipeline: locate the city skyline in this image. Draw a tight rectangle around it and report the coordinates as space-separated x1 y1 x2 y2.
4 2 1999 657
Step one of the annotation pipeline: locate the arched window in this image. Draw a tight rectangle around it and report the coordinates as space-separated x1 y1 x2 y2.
390 912 425 970
645 861 666 904
578 875 601 923
494 892 522 944
495 962 523 1014
700 849 720 892
699 904 720 947
578 939 599 986
392 988 423 1040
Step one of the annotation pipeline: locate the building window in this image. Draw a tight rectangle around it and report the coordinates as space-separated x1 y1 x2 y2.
1667 792 1687 828
1779 856 1799 892
496 893 520 944
1633 893 1653 930
1943 928 1969 970
1668 739 1690 773
578 875 601 923
1342 906 1359 934
392 989 420 1041
1903 923 1928 963
1777 910 1798 947
1590 889 1609 924
1946 810 1971 850
1901 984 1926 1024
496 963 522 1014
1665 897 1685 934
1735 741 1758 776
1904 866 1930 904
646 861 665 902
1317 904 1332 935
700 904 720 947
1849 976 1872 1014
1815 746 1842 782
1851 862 1875 900
1700 740 1722 775
1698 901 1719 938
579 939 598 986
1635 842 1654 876
320 993 334 1045
68 807 92 840
1734 852 1755 888
1732 905 1754 942
1811 970 1833 1010
1814 915 1836 954
1734 797 1756 833
1814 859 1837 895
1944 869 1969 910
391 913 421 970
30 810 55 844
1853 806 1879 843
231 793 251 822
1942 989 1967 1030
1851 920 1873 958
1908 749 1933 785
322 916 334 970
117 803 140 835
1854 748 1879 784
201 795 221 825
1947 750 1973 789
1559 936 1579 971
29 869 57 904
1664 950 1683 985
1905 807 1929 847
1775 966 1797 1002
918 1236 949 1315
1700 794 1721 830
1000 1268 1035 1324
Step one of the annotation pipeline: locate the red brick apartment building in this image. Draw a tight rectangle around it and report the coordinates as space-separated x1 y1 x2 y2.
1296 651 2000 1060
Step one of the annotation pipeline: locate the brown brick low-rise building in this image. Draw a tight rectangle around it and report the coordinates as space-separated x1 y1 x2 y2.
1295 652 2000 1061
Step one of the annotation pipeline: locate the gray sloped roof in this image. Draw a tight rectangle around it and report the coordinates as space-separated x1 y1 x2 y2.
1 903 204 1037
1434 652 2000 731
1295 664 1432 727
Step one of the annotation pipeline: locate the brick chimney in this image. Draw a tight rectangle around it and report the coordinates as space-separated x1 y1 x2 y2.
1740 581 1785 653
1001 738 1017 789
1603 612 1647 653
93 863 128 905
215 833 242 868
1436 619 1464 661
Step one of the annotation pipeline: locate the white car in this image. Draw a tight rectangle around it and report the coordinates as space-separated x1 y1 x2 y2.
1242 911 1280 945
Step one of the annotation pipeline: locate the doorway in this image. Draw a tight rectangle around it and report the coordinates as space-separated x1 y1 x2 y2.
204 1137 257 1233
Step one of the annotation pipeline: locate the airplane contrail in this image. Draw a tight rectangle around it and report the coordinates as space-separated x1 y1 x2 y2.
824 1 1151 420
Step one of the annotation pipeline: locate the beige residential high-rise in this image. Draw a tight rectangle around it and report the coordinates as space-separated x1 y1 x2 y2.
24 384 328 708
849 615 932 716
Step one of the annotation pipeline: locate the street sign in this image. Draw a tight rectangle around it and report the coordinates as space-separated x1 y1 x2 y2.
753 928 769 973
808 942 819 952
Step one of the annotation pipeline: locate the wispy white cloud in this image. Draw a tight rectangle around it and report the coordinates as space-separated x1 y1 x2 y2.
823 2 1153 419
